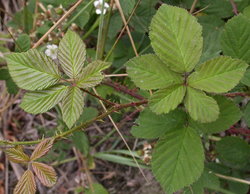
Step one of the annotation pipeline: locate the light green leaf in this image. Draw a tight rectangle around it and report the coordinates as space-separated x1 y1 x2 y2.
60 87 84 128
76 60 111 88
149 4 203 73
14 170 36 194
20 85 68 114
152 127 204 193
72 131 89 156
191 96 241 134
188 56 248 93
241 68 250 87
131 108 186 139
184 87 219 123
32 162 57 187
126 54 182 90
58 30 86 78
85 183 108 194
221 14 250 63
15 34 31 52
6 49 61 91
216 137 250 169
149 85 186 114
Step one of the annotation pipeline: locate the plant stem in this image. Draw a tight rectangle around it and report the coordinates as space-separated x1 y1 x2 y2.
0 100 147 146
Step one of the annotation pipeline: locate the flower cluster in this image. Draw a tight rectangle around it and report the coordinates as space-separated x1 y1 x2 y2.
94 0 109 15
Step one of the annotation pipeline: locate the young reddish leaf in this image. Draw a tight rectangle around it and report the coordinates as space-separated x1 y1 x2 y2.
5 148 30 163
30 138 54 161
14 170 36 194
32 162 57 187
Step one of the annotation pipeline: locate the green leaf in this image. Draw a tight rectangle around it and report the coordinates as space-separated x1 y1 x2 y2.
244 102 250 127
131 108 186 139
20 85 68 114
241 67 250 87
184 87 219 123
15 34 31 52
14 170 36 194
6 49 61 91
0 68 18 94
191 96 241 134
30 138 54 161
216 137 250 169
72 131 89 156
60 87 84 128
188 56 248 93
126 54 182 90
76 60 111 88
149 85 186 114
85 183 108 194
5 148 30 163
149 4 203 73
32 162 57 187
221 14 250 63
120 0 135 15
243 6 250 18
152 127 204 193
58 30 86 78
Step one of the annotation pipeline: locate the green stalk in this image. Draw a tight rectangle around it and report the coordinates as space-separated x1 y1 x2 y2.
82 17 100 40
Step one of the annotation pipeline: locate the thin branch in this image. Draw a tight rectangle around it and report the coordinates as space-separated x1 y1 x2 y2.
80 88 117 106
189 0 198 14
103 81 145 100
104 74 128 77
92 88 149 183
0 100 147 146
229 0 238 15
224 92 250 97
32 0 84 48
214 173 250 185
114 0 139 56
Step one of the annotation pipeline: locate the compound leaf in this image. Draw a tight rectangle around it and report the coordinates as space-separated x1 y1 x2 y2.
14 170 36 194
188 56 248 93
149 85 186 114
6 49 61 91
58 30 86 78
131 108 186 139
20 85 68 114
150 5 203 73
152 127 204 193
184 87 219 123
5 148 30 163
126 54 182 90
32 162 57 187
221 14 250 63
60 87 84 128
30 138 54 161
76 60 111 88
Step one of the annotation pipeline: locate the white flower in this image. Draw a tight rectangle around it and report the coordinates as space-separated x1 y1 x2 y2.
94 0 109 15
45 44 58 60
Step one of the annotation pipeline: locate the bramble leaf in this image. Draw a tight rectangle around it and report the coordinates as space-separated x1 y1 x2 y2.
76 60 111 88
152 127 204 193
58 30 86 78
20 85 68 114
191 96 241 134
149 4 203 73
60 87 84 128
6 49 61 91
14 170 36 194
126 54 182 90
221 14 250 63
131 108 186 139
32 162 57 187
188 56 248 93
5 148 29 163
184 87 219 123
30 138 54 161
149 85 186 114
216 137 250 169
